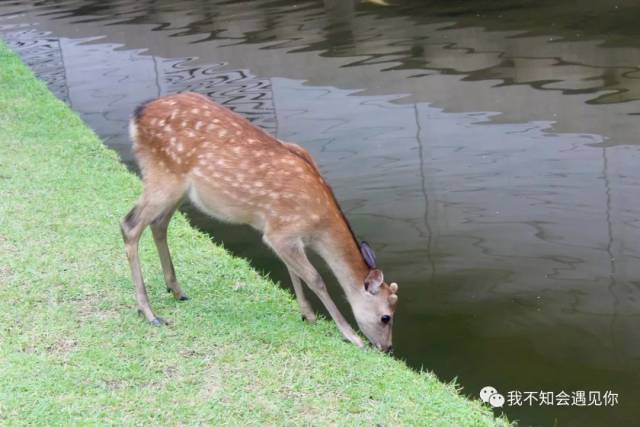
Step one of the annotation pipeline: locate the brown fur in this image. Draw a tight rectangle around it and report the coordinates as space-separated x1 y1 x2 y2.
122 92 397 350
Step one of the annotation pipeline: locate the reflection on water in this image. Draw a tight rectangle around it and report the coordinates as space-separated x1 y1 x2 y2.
2 1 640 425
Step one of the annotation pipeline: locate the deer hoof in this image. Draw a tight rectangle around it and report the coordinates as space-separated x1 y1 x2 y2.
179 295 190 301
150 317 168 327
301 313 317 323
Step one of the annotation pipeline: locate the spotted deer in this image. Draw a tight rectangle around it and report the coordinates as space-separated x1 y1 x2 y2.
121 92 398 351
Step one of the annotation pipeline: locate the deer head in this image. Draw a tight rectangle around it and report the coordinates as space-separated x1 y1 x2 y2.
349 241 399 352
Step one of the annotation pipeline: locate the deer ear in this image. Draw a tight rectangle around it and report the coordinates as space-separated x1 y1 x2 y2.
364 269 384 295
360 241 377 269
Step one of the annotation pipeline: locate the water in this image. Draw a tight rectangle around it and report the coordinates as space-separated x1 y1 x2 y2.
2 1 639 425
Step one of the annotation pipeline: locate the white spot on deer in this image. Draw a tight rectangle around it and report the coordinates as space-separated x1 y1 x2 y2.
195 121 203 130
236 173 245 182
212 119 221 124
206 124 217 131
191 108 200 114
187 130 196 138
150 118 158 126
218 129 228 138
170 137 177 145
230 121 241 128
180 121 187 128
258 163 269 170
204 110 211 117
176 143 184 152
295 167 304 173
170 110 178 119
254 181 264 188
232 146 243 154
235 130 242 136
164 125 173 133
216 159 227 167
158 120 166 127
284 214 300 223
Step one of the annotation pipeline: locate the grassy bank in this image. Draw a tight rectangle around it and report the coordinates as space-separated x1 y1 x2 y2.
0 41 507 425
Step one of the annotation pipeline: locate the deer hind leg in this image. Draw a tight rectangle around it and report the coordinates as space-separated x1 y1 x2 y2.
150 203 189 301
121 184 185 326
264 235 363 347
287 268 316 323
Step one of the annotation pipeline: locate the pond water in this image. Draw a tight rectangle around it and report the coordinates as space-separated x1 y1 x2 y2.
2 1 639 425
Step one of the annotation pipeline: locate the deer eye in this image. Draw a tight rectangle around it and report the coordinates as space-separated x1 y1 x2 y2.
381 315 391 324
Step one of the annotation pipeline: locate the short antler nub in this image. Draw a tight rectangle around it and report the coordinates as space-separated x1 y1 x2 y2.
389 282 398 304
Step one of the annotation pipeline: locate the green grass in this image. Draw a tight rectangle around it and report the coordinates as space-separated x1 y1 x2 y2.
0 41 509 426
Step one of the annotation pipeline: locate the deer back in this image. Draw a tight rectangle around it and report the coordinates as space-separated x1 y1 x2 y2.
131 92 343 235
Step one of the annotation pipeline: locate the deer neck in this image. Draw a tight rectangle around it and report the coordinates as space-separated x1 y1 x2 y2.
317 222 369 302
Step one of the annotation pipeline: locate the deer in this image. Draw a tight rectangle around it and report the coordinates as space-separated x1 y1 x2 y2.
121 92 399 352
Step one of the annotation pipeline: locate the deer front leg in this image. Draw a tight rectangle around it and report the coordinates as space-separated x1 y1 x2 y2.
121 184 185 326
266 235 364 347
287 268 316 323
150 205 189 301
121 200 168 326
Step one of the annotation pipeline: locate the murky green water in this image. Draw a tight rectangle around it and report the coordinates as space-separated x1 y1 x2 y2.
2 1 639 425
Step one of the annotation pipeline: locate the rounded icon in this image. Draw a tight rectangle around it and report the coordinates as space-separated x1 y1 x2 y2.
479 386 498 403
489 393 505 408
